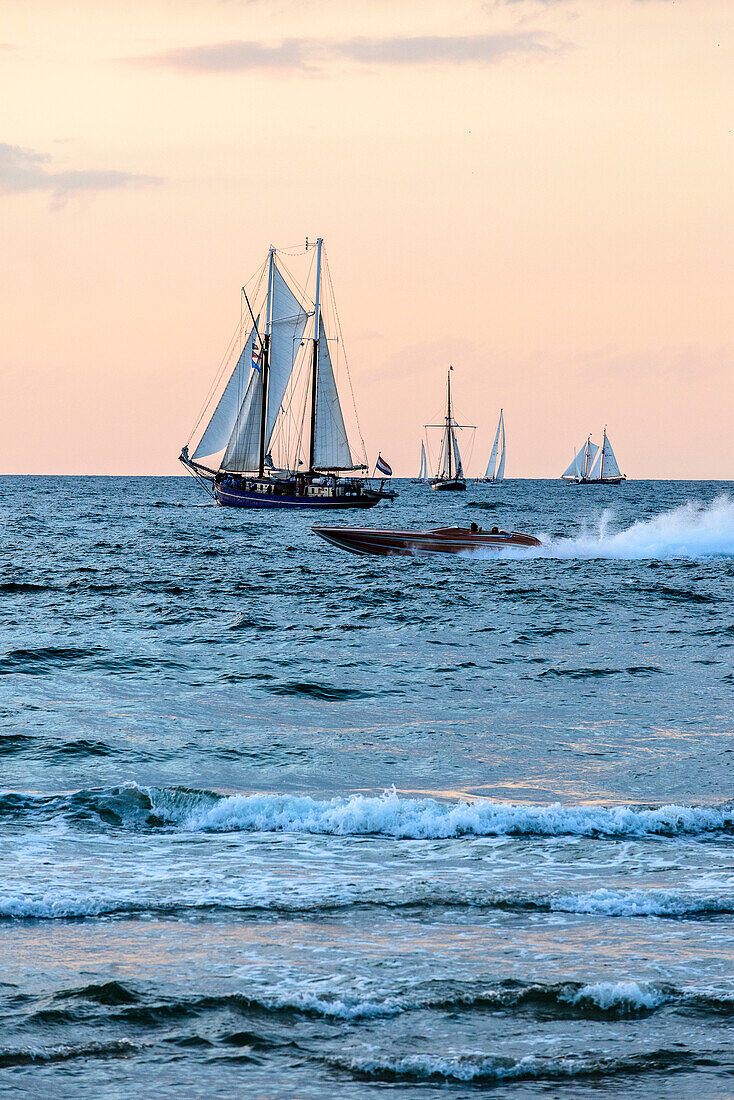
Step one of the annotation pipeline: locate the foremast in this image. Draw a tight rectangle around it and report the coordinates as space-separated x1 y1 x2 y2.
258 247 275 479
307 238 323 474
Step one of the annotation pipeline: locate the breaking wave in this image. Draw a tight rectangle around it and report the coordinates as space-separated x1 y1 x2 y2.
325 1049 699 1084
3 784 734 839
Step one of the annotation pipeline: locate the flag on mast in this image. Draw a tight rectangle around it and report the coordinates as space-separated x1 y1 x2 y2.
375 454 392 476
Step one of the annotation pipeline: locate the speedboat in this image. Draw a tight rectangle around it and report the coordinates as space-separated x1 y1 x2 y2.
312 524 541 557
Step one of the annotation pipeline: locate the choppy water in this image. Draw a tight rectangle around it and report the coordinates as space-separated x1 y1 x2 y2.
1 476 734 1098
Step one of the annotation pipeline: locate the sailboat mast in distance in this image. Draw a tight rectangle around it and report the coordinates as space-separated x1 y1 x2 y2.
258 248 275 479
426 366 472 491
308 237 323 474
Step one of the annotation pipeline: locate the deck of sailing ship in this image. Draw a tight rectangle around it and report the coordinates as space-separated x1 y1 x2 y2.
180 239 394 509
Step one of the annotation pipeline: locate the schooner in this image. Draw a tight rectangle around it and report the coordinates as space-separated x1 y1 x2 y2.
180 240 394 509
426 368 473 491
561 428 626 484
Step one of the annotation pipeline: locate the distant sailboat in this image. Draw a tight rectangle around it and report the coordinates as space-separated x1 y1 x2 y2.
426 368 473 492
478 409 506 483
561 428 625 484
412 442 428 484
179 239 394 509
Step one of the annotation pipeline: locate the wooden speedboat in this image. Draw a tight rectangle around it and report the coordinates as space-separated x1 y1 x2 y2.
312 524 541 557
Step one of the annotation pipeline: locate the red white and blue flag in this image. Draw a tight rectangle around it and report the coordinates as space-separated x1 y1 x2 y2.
252 345 263 373
375 454 393 476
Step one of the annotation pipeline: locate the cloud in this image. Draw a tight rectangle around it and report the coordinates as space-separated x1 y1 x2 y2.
0 143 161 205
136 32 562 73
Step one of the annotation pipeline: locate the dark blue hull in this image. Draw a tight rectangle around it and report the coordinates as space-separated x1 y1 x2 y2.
215 483 387 509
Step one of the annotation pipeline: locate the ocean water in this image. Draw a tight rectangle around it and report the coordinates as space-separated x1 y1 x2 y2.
1 475 734 1098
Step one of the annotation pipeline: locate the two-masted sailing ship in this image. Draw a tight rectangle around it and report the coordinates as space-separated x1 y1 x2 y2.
180 240 394 509
478 409 506 483
561 428 626 484
426 368 473 491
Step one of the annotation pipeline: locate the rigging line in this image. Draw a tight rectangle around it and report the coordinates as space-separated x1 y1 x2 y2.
323 247 368 467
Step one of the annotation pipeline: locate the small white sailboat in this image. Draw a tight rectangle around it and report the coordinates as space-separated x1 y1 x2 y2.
426 368 473 491
411 442 429 484
478 409 506 483
561 428 625 484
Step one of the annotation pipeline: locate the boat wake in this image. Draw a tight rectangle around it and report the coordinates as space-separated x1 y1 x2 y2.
483 496 734 560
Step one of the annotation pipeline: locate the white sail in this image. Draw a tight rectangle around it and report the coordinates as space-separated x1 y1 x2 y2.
588 449 602 479
266 265 309 447
313 316 353 469
418 442 427 479
601 433 622 478
496 411 506 481
584 441 599 477
562 444 586 480
221 329 264 472
193 320 259 463
452 431 464 479
485 414 501 479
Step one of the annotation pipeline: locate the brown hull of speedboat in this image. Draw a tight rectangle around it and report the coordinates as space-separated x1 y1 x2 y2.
312 525 542 557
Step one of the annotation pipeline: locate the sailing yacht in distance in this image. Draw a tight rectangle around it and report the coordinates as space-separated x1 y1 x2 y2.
478 409 506 483
412 442 428 484
180 239 393 509
561 428 626 484
426 368 473 491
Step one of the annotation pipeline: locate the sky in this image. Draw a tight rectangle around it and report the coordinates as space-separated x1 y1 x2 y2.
0 0 732 478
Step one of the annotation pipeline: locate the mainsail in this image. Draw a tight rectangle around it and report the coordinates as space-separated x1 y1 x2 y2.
266 266 309 446
496 414 506 481
313 316 352 469
601 431 622 478
562 437 599 480
417 442 428 480
452 432 464 479
485 409 505 481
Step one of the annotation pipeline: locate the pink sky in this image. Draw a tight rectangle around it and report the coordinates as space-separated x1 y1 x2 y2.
1 0 732 478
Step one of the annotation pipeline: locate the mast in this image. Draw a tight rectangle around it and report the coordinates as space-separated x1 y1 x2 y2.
308 237 323 473
600 427 606 481
258 247 275 478
446 367 453 480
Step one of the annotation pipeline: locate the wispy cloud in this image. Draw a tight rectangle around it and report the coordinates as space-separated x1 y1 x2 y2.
0 143 161 206
134 32 562 74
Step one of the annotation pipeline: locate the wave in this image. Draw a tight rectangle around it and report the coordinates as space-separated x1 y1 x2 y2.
479 495 734 560
325 1049 699 1085
3 784 734 840
2 883 732 922
36 978 734 1025
0 1039 139 1068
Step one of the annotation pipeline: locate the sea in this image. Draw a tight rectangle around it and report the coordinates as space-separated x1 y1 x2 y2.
1 476 734 1098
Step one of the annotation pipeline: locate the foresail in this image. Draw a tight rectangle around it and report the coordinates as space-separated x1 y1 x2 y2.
266 265 309 447
313 316 353 469
602 435 622 478
221 335 264 472
193 322 259 463
562 445 586 479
